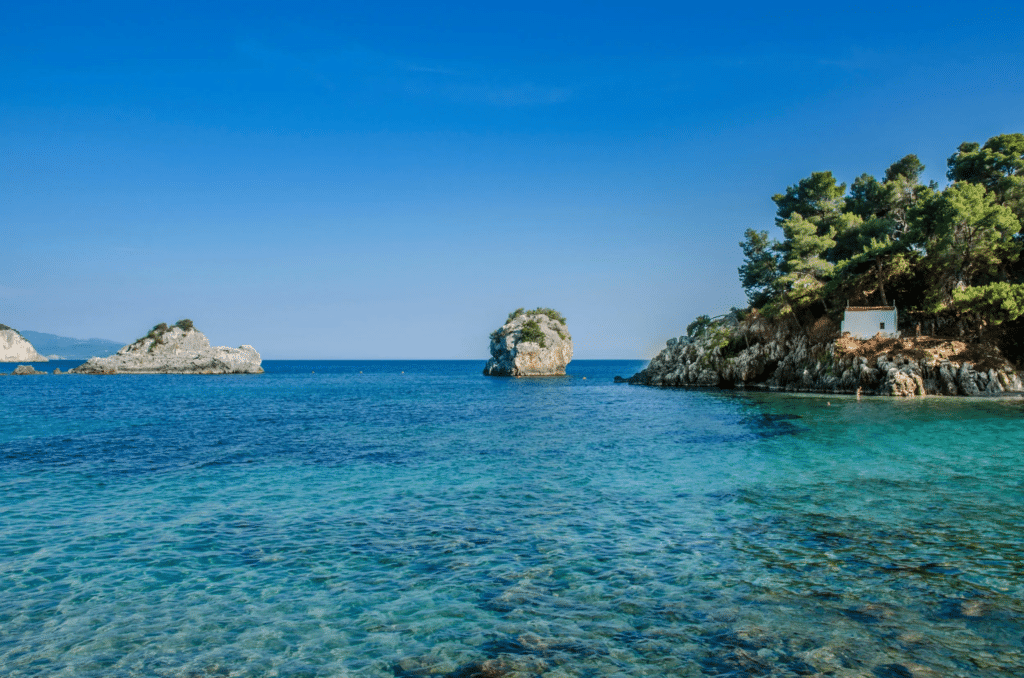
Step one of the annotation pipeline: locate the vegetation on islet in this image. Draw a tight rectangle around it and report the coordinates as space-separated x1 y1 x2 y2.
735 132 1024 361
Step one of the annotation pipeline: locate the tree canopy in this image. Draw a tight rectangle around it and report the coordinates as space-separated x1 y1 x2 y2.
738 133 1024 332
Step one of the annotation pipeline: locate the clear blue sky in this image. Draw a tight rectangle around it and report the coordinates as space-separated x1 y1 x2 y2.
3 1 1022 359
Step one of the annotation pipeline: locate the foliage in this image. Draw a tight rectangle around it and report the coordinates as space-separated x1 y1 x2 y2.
884 154 926 184
953 282 1024 326
686 314 713 337
919 182 1020 307
146 323 169 339
496 308 569 348
738 229 781 306
531 307 567 325
772 171 846 232
134 321 196 352
735 132 1024 334
518 319 547 347
504 307 568 342
729 306 750 322
506 308 566 325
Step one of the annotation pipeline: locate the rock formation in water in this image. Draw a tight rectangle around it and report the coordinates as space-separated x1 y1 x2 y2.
71 320 263 374
484 308 573 377
0 325 48 362
626 311 1023 397
11 365 45 375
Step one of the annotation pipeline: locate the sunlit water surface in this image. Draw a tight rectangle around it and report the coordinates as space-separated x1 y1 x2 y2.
2 360 1023 677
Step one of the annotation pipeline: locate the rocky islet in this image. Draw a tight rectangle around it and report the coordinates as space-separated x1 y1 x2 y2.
70 320 263 375
484 308 573 377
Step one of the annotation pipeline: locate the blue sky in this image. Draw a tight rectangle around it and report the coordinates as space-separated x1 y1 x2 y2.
3 2 1023 358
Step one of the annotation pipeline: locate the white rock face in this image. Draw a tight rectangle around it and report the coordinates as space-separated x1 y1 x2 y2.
0 328 48 362
484 310 573 377
71 324 262 374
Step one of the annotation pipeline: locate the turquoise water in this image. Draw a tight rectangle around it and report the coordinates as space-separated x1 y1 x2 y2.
2 360 1023 677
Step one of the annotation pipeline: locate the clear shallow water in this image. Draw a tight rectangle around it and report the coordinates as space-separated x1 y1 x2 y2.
2 360 1023 677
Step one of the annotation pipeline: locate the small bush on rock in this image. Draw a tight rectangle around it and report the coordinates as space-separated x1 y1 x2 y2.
687 315 713 337
146 323 169 339
506 307 567 325
519 319 547 347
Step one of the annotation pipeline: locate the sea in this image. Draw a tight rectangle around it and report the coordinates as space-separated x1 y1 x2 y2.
2 359 1023 678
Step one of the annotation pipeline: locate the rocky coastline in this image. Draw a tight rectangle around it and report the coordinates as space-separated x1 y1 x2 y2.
70 321 263 375
1 325 47 363
484 308 573 377
625 312 1023 397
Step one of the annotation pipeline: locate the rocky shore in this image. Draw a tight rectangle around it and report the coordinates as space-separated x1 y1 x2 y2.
484 308 573 377
1 325 47 362
626 312 1023 397
71 320 262 374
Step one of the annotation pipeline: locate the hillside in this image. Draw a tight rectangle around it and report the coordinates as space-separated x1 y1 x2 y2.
19 331 126 360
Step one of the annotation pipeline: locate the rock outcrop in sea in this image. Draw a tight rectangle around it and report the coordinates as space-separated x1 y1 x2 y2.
484 308 573 377
71 320 263 374
627 311 1023 397
1 325 48 362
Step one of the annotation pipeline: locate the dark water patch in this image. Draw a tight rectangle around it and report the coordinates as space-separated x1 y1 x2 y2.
394 660 511 678
697 645 774 676
872 664 913 678
841 605 893 625
478 637 533 656
479 634 604 661
880 561 961 576
741 412 805 438
928 595 1024 650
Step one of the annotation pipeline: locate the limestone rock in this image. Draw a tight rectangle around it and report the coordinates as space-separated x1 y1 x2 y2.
70 321 263 374
626 311 1023 398
484 308 572 377
1 326 48 362
12 364 44 375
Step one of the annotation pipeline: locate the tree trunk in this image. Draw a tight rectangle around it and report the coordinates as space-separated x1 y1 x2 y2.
876 258 888 306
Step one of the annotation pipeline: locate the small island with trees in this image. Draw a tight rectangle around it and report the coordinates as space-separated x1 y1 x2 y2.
628 133 1024 396
485 308 573 377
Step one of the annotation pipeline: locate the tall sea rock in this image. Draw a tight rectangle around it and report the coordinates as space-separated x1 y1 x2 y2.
484 309 573 377
71 321 262 374
0 325 47 362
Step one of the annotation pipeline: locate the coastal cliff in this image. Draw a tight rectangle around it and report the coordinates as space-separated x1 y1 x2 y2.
627 312 1023 397
0 325 48 362
71 320 263 374
484 308 573 377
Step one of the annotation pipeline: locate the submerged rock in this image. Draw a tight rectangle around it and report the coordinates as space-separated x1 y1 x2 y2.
0 325 47 362
71 320 263 374
484 308 572 377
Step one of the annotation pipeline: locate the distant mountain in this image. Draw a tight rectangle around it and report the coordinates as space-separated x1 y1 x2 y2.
20 331 125 360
